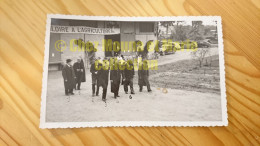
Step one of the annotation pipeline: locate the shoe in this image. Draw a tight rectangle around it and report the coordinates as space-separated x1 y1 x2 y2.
148 90 152 92
65 93 69 96
125 91 128 94
117 95 120 97
131 91 135 94
92 94 95 97
139 89 142 92
70 93 75 95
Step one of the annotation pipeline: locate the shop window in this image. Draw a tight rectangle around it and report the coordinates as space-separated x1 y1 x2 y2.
105 22 120 28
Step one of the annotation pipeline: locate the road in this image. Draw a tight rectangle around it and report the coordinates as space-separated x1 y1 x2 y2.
156 47 219 66
46 46 222 123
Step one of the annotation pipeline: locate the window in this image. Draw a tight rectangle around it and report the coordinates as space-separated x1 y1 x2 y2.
105 22 120 28
139 22 154 33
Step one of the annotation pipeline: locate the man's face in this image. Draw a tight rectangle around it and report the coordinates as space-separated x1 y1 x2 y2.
77 59 81 63
68 62 72 66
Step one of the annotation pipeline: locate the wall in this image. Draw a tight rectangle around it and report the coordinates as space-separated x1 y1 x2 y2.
60 33 85 65
49 33 61 64
120 22 136 56
84 34 104 59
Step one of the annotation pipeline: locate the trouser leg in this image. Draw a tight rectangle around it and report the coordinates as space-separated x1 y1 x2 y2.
77 74 82 90
65 89 69 95
69 89 74 94
144 77 151 91
114 83 118 98
124 83 128 93
92 84 95 95
96 85 99 96
77 82 81 90
139 85 143 92
102 85 107 100
147 83 151 91
129 79 134 93
116 82 120 97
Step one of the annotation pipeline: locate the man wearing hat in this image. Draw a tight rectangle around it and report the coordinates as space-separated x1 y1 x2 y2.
110 57 123 99
62 59 76 95
73 57 85 90
90 57 99 96
97 58 109 102
123 59 135 94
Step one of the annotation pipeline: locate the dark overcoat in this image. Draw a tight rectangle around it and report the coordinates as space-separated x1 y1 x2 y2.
62 64 76 89
80 59 86 82
90 63 98 74
97 67 109 88
73 62 84 83
110 66 122 93
122 63 134 84
90 63 98 84
124 63 135 79
138 65 149 86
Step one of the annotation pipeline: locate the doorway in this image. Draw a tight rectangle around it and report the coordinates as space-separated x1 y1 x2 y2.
104 34 121 57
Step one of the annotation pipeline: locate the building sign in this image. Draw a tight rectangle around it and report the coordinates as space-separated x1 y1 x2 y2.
50 25 120 34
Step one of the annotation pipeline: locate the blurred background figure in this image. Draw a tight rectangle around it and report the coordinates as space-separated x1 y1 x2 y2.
73 57 85 90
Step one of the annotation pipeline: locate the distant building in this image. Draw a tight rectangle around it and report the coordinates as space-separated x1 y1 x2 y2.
49 19 157 70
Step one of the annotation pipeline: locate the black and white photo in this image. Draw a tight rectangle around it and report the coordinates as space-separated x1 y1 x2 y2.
40 15 227 128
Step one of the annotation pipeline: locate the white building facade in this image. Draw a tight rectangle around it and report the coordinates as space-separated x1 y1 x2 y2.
48 19 157 70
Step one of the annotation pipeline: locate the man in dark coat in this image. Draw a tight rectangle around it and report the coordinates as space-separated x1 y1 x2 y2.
90 58 99 96
73 58 85 90
138 60 152 92
97 58 109 102
110 59 122 98
80 58 86 82
62 59 76 95
123 59 135 94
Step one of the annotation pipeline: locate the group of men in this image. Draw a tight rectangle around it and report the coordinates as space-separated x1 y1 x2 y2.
62 58 85 95
62 56 152 102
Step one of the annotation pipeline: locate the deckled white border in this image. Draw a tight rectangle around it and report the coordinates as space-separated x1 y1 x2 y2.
40 14 227 128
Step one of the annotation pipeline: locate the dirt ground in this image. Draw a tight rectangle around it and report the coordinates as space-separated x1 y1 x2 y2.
45 48 222 122
148 55 220 94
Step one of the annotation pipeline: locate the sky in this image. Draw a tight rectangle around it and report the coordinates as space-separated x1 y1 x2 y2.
159 20 217 26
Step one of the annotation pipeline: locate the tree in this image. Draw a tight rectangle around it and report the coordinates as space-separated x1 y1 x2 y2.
174 21 187 41
160 21 175 35
191 48 209 68
189 21 203 41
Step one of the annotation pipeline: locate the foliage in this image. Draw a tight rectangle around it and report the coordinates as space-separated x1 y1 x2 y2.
191 48 210 68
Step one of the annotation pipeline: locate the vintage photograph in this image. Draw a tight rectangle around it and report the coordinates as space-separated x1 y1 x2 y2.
40 15 227 128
